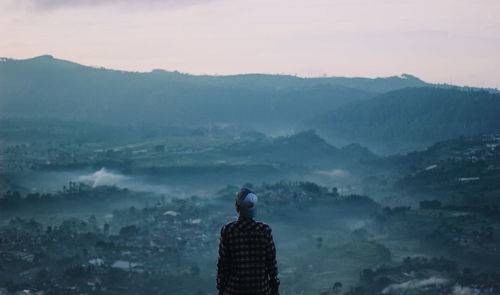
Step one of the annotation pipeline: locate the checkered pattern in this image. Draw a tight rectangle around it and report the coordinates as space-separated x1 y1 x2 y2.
217 216 280 295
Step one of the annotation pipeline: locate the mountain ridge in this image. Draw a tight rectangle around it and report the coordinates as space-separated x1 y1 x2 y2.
303 87 500 154
0 55 429 91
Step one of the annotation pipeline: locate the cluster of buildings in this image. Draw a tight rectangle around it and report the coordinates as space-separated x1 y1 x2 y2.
450 134 500 167
1 143 90 172
0 200 224 295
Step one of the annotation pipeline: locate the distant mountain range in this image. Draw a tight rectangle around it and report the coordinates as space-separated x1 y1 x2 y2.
1 55 499 154
0 55 423 131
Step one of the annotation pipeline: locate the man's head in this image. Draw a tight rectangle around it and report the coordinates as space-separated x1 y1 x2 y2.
236 188 258 218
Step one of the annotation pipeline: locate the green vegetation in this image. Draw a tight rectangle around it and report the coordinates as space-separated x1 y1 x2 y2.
1 56 500 294
306 87 500 154
0 181 386 295
0 55 376 133
285 241 391 294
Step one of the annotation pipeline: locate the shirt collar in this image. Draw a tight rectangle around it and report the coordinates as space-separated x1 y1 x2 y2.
237 215 254 222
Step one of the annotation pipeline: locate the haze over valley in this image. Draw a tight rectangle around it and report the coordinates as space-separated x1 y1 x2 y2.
1 55 500 295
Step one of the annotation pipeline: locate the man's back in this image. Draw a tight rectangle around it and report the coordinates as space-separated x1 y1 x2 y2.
217 216 279 295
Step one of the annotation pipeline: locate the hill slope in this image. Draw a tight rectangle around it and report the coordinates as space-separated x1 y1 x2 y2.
221 130 376 167
303 87 500 154
0 55 430 133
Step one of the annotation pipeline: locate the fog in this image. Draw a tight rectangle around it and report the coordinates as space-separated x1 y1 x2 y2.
1 58 499 295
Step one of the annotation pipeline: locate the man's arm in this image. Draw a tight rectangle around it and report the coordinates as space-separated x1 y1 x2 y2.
216 226 229 294
266 227 280 295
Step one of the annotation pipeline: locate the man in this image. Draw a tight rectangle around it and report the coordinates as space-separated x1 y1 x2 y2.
217 188 280 295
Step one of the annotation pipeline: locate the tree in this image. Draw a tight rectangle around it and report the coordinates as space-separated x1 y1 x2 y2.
332 282 343 294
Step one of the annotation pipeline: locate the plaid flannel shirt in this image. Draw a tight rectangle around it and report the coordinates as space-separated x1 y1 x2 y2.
217 216 280 295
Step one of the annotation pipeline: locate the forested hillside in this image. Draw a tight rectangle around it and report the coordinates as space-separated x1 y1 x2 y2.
304 87 500 154
0 55 430 133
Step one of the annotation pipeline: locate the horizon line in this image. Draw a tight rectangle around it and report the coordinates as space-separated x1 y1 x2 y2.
2 54 498 90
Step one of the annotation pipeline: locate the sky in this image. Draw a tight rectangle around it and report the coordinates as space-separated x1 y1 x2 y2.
1 0 499 88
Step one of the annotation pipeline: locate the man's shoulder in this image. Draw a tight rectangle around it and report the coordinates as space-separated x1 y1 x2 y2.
221 220 238 231
254 220 272 232
220 219 272 234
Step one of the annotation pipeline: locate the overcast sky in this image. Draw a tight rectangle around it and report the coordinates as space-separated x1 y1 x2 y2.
1 0 499 88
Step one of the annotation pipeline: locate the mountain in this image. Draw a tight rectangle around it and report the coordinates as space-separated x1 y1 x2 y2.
222 130 376 167
303 87 500 154
185 72 429 93
0 55 430 134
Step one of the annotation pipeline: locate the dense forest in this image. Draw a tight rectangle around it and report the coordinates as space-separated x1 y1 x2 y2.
304 87 500 154
1 55 379 131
